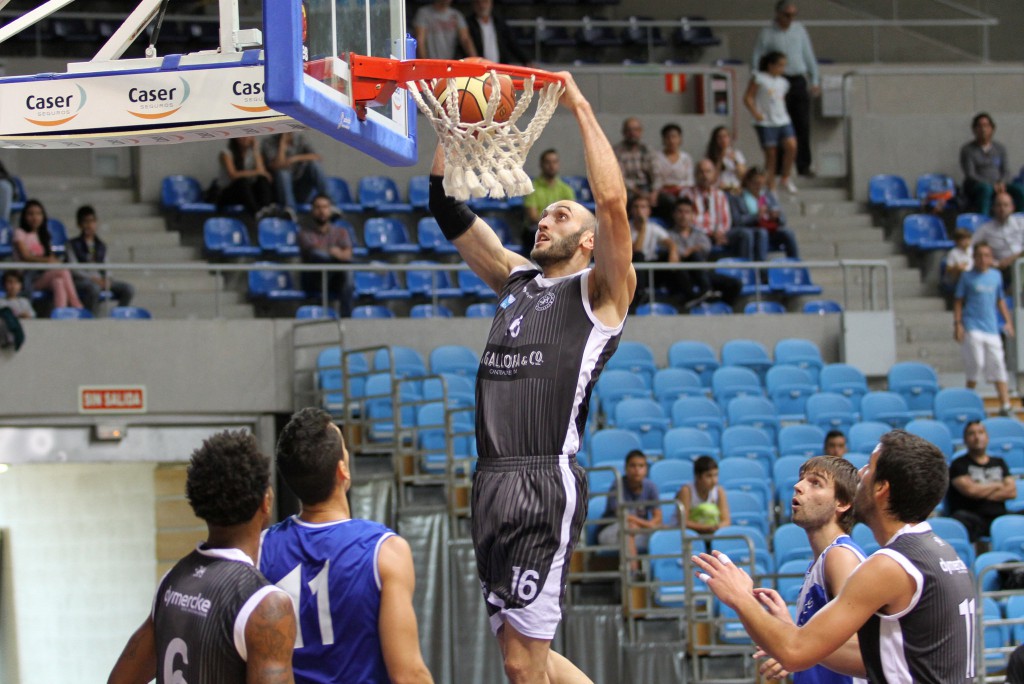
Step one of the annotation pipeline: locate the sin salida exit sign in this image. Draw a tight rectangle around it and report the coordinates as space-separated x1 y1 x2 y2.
79 385 147 414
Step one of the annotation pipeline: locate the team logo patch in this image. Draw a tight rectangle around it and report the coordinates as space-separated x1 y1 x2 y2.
508 315 523 338
535 291 556 311
500 293 516 309
192 565 207 578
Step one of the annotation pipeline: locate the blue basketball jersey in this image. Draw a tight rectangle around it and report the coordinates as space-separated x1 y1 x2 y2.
794 534 867 684
259 516 395 684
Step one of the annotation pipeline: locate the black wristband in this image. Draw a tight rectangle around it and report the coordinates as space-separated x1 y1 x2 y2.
428 175 476 241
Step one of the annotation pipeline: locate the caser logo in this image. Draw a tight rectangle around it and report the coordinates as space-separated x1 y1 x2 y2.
126 76 190 119
230 79 270 112
23 84 87 127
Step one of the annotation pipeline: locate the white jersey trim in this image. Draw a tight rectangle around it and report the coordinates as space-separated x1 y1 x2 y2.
195 543 256 566
578 270 626 334
233 585 287 662
878 617 913 684
873 550 924 620
372 531 397 591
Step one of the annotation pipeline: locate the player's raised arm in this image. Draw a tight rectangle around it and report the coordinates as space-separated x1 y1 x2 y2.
554 72 635 324
428 144 531 294
107 616 157 684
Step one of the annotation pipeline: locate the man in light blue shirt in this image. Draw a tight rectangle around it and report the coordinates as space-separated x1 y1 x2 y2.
752 1 819 177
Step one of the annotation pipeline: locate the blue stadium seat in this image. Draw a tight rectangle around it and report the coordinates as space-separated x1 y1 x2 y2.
663 427 720 463
47 219 67 256
726 396 781 444
860 391 913 429
774 338 824 386
689 301 733 315
1007 595 1024 646
766 365 816 422
982 597 1010 674
778 424 827 459
649 529 707 606
671 397 725 444
956 212 987 233
649 458 692 495
915 173 957 206
805 392 857 436
109 306 152 320
711 366 764 405
852 523 880 556
904 419 954 462
248 266 306 301
606 341 657 389
743 300 786 315
332 219 367 258
721 426 777 479
417 403 476 473
422 374 475 409
984 417 1024 475
358 175 411 213
773 524 813 568
636 302 679 316
820 363 869 414
405 262 462 299
203 217 261 259
410 304 454 318
257 217 300 258
353 269 411 301
596 369 651 424
351 305 394 319
867 174 919 210
668 340 719 387
363 218 419 255
974 550 1023 593
928 516 975 566
373 346 427 378
903 214 954 251
408 175 430 211
562 175 596 211
674 15 722 50
615 398 671 455
716 258 770 297
802 299 843 315
844 452 870 471
721 339 773 382
590 428 644 467
727 491 770 538
0 219 11 258
768 259 823 297
584 495 611 547
465 302 497 318
773 456 806 520
458 270 497 298
324 177 362 213
417 217 460 255
161 175 216 213
363 373 420 442
50 306 93 319
934 388 986 444
653 368 706 414
711 525 772 576
429 345 478 378
991 515 1024 555
295 305 337 320
848 421 892 455
887 361 939 418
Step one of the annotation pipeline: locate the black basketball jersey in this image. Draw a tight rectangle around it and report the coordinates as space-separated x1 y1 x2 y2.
476 266 623 462
152 546 281 684
858 522 977 683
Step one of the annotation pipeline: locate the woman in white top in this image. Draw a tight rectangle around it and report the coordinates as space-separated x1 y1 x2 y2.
744 51 797 195
651 123 694 223
706 126 747 194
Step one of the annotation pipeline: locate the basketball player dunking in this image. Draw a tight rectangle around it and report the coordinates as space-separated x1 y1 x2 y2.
429 73 635 683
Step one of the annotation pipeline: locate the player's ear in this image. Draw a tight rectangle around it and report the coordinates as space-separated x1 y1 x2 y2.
262 487 274 515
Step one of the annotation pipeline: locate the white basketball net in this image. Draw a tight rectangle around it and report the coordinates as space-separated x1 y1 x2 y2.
407 71 564 201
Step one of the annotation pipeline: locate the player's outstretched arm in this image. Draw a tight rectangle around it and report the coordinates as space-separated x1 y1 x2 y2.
378 536 435 684
554 72 635 324
107 616 157 684
428 144 531 294
244 591 297 684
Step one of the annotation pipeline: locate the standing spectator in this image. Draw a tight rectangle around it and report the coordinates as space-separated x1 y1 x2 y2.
729 167 800 262
960 112 1024 216
676 455 731 534
261 132 328 218
650 123 694 224
597 449 663 575
751 0 819 178
683 159 753 261
972 191 1024 288
954 241 1014 416
12 199 83 310
745 51 798 194
823 430 847 457
522 148 576 244
413 0 476 60
666 198 742 308
299 194 353 317
218 136 275 219
0 271 34 319
706 126 748 194
68 205 134 315
461 0 528 65
948 420 1017 542
941 228 974 297
613 117 654 197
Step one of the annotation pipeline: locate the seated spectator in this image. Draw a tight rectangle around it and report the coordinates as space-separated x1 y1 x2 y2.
960 112 1024 215
523 149 575 244
630 195 672 263
217 136 276 219
823 429 847 457
971 190 1024 288
298 194 353 317
68 205 134 315
667 198 742 308
261 133 328 219
0 271 34 319
706 126 747 194
941 228 973 297
730 166 799 263
413 0 476 60
948 420 1016 542
12 199 83 310
676 455 731 534
613 117 653 198
597 449 663 573
461 0 528 65
650 123 694 223
682 159 753 261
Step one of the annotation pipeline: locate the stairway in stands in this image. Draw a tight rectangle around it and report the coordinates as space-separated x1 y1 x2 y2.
24 175 254 319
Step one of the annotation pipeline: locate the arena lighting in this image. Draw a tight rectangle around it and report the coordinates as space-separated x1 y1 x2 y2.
0 464 9 474
93 424 127 442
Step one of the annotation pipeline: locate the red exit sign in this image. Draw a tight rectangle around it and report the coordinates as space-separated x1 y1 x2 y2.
79 386 147 414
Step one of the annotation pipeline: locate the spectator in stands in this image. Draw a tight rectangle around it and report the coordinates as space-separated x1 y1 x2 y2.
666 198 741 309
960 112 1024 216
823 430 847 458
947 420 1016 542
12 199 83 310
68 205 134 315
745 51 798 195
752 1 819 178
683 159 753 261
218 136 276 219
598 449 662 574
613 117 654 197
706 126 748 194
522 149 576 244
261 133 328 219
677 455 731 534
461 0 528 65
729 166 800 262
0 158 17 225
971 190 1024 288
0 271 34 319
298 194 353 317
650 123 694 224
954 241 1014 416
413 0 476 60
941 228 974 297
630 195 672 263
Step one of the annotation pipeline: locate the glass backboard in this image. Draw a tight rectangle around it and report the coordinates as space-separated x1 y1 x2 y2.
263 0 416 166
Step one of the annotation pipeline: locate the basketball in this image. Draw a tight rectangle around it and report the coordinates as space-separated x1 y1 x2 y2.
432 72 515 124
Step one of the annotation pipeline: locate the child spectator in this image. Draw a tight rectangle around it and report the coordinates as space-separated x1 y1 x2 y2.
941 228 974 297
706 126 747 194
598 449 663 573
12 199 83 310
954 241 1015 416
68 205 134 314
0 271 35 318
676 455 731 534
744 50 798 195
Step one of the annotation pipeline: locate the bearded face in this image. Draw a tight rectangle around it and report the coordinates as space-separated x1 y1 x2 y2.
531 227 587 268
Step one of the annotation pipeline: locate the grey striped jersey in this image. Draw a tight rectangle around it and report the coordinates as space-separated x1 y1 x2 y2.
858 522 977 683
152 546 282 684
476 266 623 462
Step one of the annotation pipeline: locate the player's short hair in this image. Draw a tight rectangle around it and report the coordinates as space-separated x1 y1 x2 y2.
693 455 719 476
76 205 96 224
186 430 270 526
276 407 345 505
875 430 949 523
624 449 647 467
799 455 859 533
972 112 994 130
